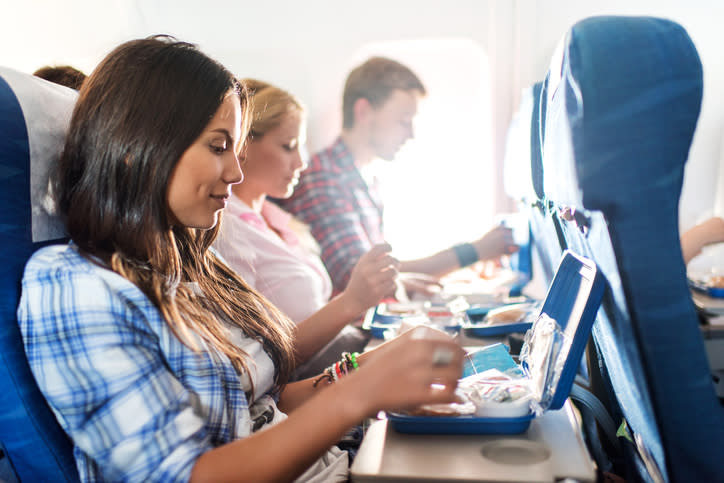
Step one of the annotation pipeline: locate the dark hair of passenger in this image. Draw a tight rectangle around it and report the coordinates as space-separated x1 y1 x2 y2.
33 64 86 90
342 56 426 129
54 35 296 394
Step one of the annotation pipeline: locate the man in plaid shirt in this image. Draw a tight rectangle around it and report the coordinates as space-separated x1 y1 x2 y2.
280 57 515 294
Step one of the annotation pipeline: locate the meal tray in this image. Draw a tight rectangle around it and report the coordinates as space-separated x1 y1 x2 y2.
689 278 724 298
386 412 535 435
463 321 533 337
387 250 605 435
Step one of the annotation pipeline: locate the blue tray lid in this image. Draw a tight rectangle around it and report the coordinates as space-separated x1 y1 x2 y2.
521 250 605 411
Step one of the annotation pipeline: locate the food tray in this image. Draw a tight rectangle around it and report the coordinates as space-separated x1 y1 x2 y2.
362 302 460 339
387 250 605 435
463 321 533 337
689 278 724 298
386 412 535 435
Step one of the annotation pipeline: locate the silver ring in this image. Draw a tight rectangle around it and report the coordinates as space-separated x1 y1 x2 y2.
432 347 453 367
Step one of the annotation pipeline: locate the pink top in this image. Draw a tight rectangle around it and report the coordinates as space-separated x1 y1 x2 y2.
214 194 333 323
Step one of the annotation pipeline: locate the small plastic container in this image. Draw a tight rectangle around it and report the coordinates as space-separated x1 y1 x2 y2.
463 301 539 337
474 397 531 418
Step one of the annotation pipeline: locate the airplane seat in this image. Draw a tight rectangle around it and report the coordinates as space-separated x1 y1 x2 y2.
533 69 622 475
501 80 565 295
542 15 724 482
526 78 566 288
501 84 539 295
0 67 79 481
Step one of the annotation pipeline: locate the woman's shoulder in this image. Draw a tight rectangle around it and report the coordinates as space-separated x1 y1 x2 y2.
24 244 94 281
23 244 153 308
20 244 170 347
28 244 114 279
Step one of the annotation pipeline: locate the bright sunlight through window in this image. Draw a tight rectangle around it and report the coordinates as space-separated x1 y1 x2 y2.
349 39 494 260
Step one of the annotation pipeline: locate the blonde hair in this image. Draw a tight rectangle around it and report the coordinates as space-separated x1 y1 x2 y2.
241 78 305 140
241 78 319 254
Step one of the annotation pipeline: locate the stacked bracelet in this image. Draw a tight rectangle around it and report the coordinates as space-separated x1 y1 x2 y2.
313 351 360 387
342 351 359 370
452 242 479 268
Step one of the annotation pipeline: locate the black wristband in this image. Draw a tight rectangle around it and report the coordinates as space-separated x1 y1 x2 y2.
452 242 479 268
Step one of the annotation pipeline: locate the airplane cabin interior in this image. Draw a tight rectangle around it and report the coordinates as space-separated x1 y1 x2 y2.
1 1 723 482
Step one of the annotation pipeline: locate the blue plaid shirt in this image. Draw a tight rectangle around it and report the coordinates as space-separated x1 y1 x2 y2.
17 244 277 482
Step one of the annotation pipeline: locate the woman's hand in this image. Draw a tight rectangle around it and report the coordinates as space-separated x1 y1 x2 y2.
341 328 464 415
341 243 399 315
358 323 456 364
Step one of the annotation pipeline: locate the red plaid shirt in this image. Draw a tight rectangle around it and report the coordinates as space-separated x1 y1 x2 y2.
278 137 384 293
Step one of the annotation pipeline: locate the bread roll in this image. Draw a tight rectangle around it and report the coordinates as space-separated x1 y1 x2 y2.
484 303 529 324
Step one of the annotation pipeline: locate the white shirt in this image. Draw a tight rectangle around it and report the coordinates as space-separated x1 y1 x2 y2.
215 194 333 323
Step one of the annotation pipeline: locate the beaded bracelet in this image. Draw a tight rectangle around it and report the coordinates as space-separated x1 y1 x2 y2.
342 351 359 370
312 352 361 387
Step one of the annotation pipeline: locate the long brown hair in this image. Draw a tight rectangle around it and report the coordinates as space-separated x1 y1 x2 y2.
55 36 296 396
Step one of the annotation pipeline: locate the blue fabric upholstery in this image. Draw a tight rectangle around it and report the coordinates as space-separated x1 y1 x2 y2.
531 79 545 203
0 67 79 481
501 85 540 294
525 80 565 288
542 16 724 482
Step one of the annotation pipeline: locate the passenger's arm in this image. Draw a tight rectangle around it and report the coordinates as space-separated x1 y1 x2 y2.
292 243 398 363
278 325 456 413
681 216 724 264
400 224 516 277
193 333 463 482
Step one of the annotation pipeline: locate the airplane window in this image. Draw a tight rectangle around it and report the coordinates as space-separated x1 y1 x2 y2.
342 39 494 260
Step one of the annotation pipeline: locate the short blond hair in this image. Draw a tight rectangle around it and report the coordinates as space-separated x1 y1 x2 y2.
242 78 305 140
342 57 426 129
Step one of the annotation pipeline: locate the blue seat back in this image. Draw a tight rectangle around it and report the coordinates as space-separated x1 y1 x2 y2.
502 85 540 294
542 16 724 482
525 80 565 288
0 67 79 481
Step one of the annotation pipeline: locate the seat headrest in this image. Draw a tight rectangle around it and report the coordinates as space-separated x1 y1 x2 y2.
529 81 545 201
503 84 539 202
542 16 702 211
0 67 76 242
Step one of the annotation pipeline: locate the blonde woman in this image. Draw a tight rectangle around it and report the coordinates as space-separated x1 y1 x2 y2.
215 79 398 377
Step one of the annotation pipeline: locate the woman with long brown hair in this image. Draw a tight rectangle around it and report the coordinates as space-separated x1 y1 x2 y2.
17 36 462 482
